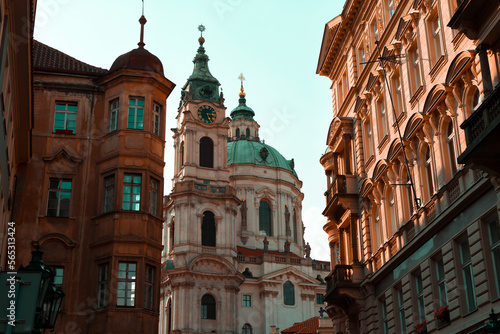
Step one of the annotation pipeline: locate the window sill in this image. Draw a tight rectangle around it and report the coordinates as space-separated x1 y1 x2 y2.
409 85 425 109
54 129 75 135
429 55 447 82
377 135 390 154
365 155 375 171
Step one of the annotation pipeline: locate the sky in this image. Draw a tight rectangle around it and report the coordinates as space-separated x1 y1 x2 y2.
33 0 344 261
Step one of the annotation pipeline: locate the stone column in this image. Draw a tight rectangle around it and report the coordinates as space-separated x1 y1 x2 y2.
477 44 493 98
343 134 352 175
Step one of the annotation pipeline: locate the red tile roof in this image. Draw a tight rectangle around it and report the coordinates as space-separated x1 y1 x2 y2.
33 40 107 75
237 246 300 258
281 316 320 334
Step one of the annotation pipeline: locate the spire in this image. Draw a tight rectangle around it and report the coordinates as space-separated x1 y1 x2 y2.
138 1 147 49
180 25 221 103
230 73 255 121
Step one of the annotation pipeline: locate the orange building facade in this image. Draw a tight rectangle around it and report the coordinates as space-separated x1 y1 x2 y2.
12 16 174 333
317 0 500 333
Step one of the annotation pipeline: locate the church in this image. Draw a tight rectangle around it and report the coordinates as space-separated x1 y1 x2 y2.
159 26 329 334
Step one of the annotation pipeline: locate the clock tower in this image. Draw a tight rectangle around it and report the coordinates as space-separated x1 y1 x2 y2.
162 26 243 334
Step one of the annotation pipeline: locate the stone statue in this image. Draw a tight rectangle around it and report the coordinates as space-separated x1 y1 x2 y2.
263 237 269 253
284 205 291 236
304 242 311 259
240 200 247 230
284 240 290 254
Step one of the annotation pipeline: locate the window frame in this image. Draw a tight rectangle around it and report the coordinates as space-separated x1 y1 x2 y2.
47 179 72 217
199 136 214 168
127 97 145 130
104 175 115 214
97 262 109 309
414 272 426 323
149 178 159 216
243 294 251 307
54 102 77 134
427 8 445 67
152 102 161 136
458 237 477 313
201 211 216 247
283 281 295 306
446 121 458 177
201 294 216 320
408 44 423 96
109 98 119 132
144 264 155 310
396 285 407 334
258 200 272 237
117 262 137 307
122 174 142 211
381 299 389 334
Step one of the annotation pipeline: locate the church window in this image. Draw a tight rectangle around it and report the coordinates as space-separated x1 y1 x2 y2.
242 323 252 334
201 294 216 319
293 209 298 242
117 262 137 307
54 102 77 134
202 211 216 247
123 174 141 211
245 128 250 138
152 103 161 136
47 179 72 217
109 99 119 132
236 128 240 138
283 281 295 305
104 175 115 213
199 137 214 168
316 293 324 304
243 295 251 307
127 97 144 129
259 200 272 236
149 178 159 216
180 142 184 167
53 267 64 287
97 263 109 309
144 264 155 310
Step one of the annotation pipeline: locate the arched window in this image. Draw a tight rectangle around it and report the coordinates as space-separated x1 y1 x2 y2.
199 137 214 168
201 294 216 319
389 188 397 233
472 87 481 110
424 146 435 202
245 128 250 138
166 299 172 334
259 200 272 236
293 209 298 243
373 204 382 249
404 172 414 220
236 128 240 138
242 323 253 334
446 122 458 176
202 211 216 247
283 281 295 305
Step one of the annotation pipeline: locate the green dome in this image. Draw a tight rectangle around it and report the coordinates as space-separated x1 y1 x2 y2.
227 140 297 177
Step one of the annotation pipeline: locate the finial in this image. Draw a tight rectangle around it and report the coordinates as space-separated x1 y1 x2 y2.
238 73 246 97
138 8 147 48
198 24 206 45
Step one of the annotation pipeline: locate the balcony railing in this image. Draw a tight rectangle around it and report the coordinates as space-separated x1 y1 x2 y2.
462 87 500 145
324 175 347 204
325 264 354 292
172 181 237 197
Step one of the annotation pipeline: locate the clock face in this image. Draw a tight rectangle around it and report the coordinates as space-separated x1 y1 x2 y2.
197 105 217 123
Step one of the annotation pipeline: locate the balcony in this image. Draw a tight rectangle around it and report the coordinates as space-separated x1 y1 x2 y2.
322 174 358 219
171 180 238 197
458 86 500 175
324 264 364 310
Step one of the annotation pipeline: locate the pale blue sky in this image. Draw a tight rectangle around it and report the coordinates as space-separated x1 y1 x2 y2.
34 0 344 261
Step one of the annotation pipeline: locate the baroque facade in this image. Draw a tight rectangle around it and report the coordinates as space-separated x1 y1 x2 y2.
160 32 329 334
317 0 500 333
13 15 175 333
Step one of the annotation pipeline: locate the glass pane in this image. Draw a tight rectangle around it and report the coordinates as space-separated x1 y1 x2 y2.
133 186 141 194
124 175 132 183
55 104 67 111
122 202 131 210
67 104 78 111
123 185 131 194
490 221 500 245
61 181 72 190
137 99 144 106
133 176 141 183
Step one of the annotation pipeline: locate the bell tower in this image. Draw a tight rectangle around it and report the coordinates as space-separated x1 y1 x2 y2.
161 26 243 334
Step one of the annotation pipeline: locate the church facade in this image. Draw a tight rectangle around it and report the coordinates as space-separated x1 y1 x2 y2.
160 30 329 334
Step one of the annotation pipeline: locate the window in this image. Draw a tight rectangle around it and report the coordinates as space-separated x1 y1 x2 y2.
97 263 109 309
415 273 425 322
144 265 155 310
109 99 119 132
199 136 214 168
373 204 383 249
104 175 115 213
377 97 389 141
201 211 216 247
404 172 414 219
364 119 374 160
242 323 252 334
47 179 72 217
53 267 64 287
201 294 216 319
424 146 435 201
436 257 448 307
293 209 298 243
371 18 379 45
149 178 159 215
358 44 366 73
180 142 184 167
389 188 397 233
243 295 251 307
387 0 394 19
123 174 141 211
382 300 389 334
127 97 144 129
396 286 407 334
428 10 444 65
408 46 422 95
283 281 295 305
446 122 458 176
152 103 161 136
487 213 500 297
117 262 136 307
54 102 77 134
236 128 240 138
316 293 324 304
245 128 250 138
459 238 477 313
259 200 272 236
392 71 404 116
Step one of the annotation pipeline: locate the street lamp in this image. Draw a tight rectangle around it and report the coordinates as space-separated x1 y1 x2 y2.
484 309 500 334
0 242 64 333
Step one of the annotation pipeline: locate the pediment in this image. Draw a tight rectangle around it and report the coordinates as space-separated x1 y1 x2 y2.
43 148 82 173
189 255 236 275
260 267 320 286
